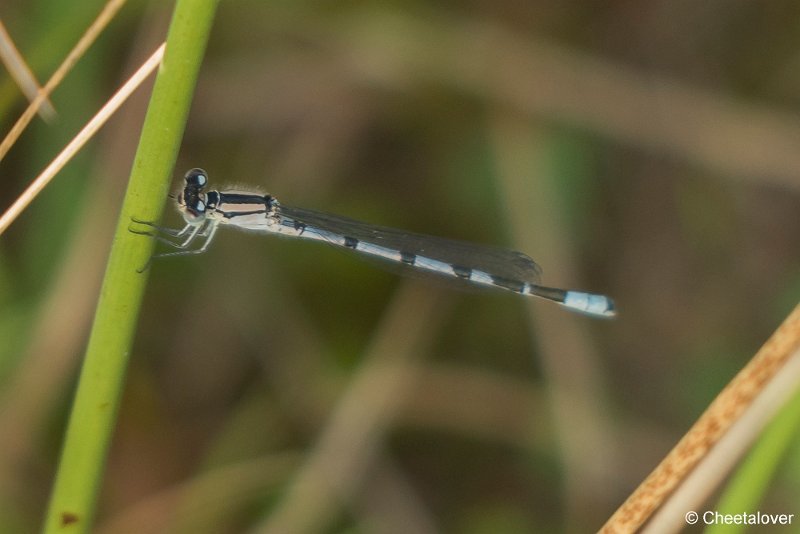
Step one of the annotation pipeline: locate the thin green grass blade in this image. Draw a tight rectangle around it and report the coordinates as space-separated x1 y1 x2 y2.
42 1 219 532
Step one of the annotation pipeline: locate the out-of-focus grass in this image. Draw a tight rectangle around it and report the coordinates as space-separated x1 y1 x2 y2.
0 1 799 533
0 0 106 115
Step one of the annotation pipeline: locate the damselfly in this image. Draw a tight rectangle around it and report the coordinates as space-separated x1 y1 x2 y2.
131 169 616 318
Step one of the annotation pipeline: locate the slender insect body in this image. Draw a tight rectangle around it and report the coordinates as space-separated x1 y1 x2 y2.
135 168 616 318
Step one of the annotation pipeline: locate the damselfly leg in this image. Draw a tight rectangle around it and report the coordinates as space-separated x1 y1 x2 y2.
129 217 220 259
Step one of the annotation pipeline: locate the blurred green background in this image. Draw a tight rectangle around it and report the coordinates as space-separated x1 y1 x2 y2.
2 1 800 532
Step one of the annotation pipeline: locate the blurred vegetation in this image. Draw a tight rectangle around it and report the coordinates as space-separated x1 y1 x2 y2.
1 1 799 533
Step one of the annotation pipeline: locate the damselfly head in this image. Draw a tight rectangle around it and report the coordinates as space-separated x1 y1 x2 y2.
177 168 210 223
184 168 208 189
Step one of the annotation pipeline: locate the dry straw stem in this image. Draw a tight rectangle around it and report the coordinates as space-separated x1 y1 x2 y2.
601 303 800 533
0 18 55 120
0 42 164 236
0 0 128 161
646 350 800 533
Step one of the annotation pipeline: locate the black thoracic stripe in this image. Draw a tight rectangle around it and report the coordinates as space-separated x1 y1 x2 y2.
218 193 271 205
491 275 525 293
452 265 472 279
400 251 416 265
344 236 359 249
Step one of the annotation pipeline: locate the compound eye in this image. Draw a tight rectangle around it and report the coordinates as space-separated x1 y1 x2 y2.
184 168 208 189
182 199 206 222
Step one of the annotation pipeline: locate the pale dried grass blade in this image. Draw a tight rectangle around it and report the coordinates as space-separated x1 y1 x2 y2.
0 42 164 236
601 304 800 533
0 0 128 162
0 18 56 120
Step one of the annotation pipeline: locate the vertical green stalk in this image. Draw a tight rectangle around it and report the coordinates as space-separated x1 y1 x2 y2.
43 1 218 532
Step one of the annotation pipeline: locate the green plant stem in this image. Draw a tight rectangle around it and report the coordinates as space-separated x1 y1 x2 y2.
42 1 219 532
